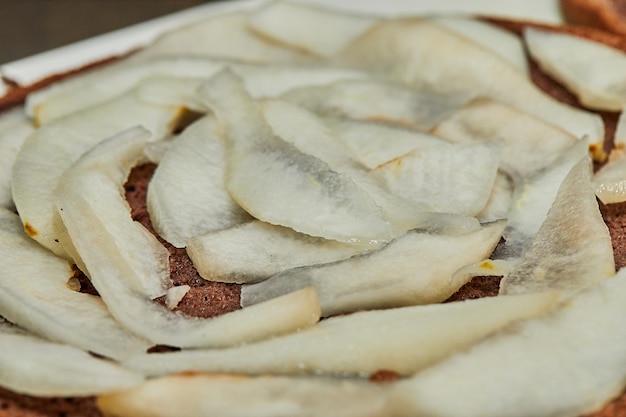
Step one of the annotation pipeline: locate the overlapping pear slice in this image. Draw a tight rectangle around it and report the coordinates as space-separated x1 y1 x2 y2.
249 1 377 57
524 27 626 111
187 220 380 284
281 79 470 131
390 267 626 417
373 142 500 216
0 323 144 397
431 98 579 179
0 207 152 360
593 111 626 204
430 17 530 76
476 171 514 223
500 158 615 296
147 116 251 248
241 220 505 317
97 373 389 417
198 70 396 245
12 91 181 259
127 291 558 378
55 127 321 348
336 19 605 159
0 108 34 209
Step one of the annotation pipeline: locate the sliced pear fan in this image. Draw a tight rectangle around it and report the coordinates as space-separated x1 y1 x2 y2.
336 19 605 159
431 98 578 178
147 116 251 248
500 158 615 296
12 92 181 259
0 108 34 209
98 373 389 417
187 220 381 284
55 126 321 348
241 220 505 317
249 1 377 57
127 291 558 377
525 27 626 111
391 268 626 417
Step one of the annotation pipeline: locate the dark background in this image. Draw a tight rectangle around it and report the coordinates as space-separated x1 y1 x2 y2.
0 0 217 64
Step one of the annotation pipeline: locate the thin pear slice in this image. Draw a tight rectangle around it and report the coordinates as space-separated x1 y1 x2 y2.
282 79 470 131
188 220 381 284
500 158 615 296
127 292 558 378
431 98 578 179
431 16 530 76
390 267 626 417
55 127 321 348
0 108 34 209
477 171 514 223
373 142 499 217
147 116 251 248
336 19 605 160
198 70 396 245
98 373 389 417
249 1 377 57
525 27 626 111
12 91 181 259
0 328 143 397
0 207 152 360
241 220 505 317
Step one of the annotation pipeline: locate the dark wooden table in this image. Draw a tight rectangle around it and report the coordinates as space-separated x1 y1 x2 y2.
0 0 217 64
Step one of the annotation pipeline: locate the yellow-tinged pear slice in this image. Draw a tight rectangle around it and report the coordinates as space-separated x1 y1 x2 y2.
98 373 389 417
336 19 605 160
525 27 626 111
126 291 558 378
500 158 615 296
55 126 321 348
241 220 505 317
12 91 181 259
391 267 626 417
0 108 34 209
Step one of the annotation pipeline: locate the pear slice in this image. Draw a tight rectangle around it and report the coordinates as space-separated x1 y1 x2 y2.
336 19 605 160
249 1 377 57
12 91 181 259
187 220 381 284
524 27 626 111
0 108 34 209
390 267 626 417
127 291 558 378
147 116 251 248
476 171 514 223
198 70 396 245
500 158 615 296
241 220 505 317
593 153 626 204
0 207 152 360
282 79 470 131
431 98 579 179
55 126 321 348
97 373 389 417
0 327 144 397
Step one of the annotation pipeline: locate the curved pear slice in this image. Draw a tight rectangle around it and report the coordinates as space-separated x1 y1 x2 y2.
391 268 626 417
127 292 557 378
147 116 251 248
199 70 395 245
0 108 34 209
337 19 605 159
477 171 514 223
55 127 321 348
282 79 470 131
525 27 626 111
249 1 376 57
431 98 578 179
0 328 143 397
241 220 505 317
98 373 389 417
12 92 181 259
500 158 615 296
0 207 151 360
187 220 381 284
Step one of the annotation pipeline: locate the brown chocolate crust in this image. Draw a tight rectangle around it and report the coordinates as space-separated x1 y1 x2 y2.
560 0 626 36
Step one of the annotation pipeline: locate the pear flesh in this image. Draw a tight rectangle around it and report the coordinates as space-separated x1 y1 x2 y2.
0 108 33 209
